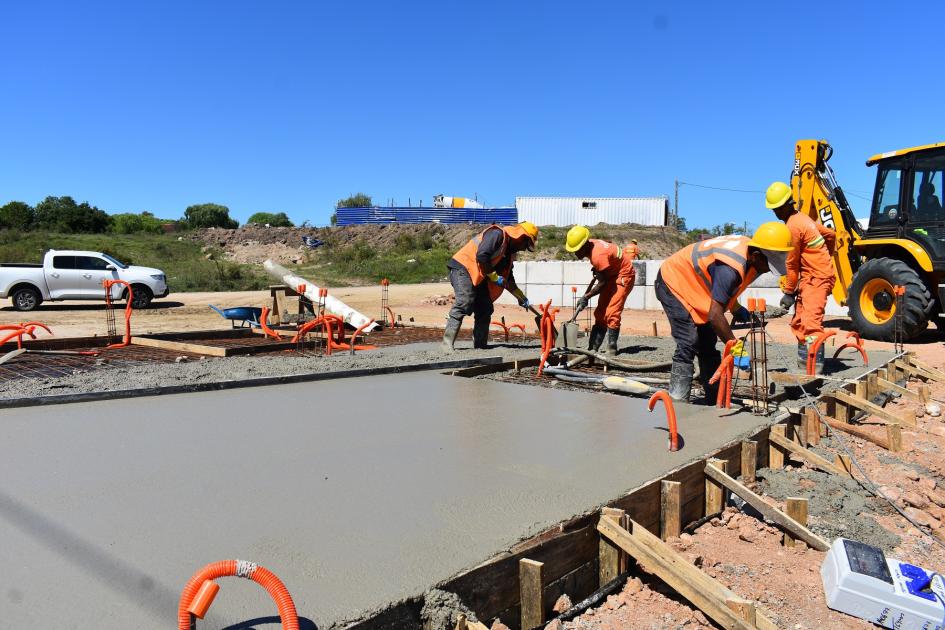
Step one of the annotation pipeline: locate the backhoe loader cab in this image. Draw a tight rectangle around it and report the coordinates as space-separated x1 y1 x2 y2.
848 143 945 339
789 140 945 341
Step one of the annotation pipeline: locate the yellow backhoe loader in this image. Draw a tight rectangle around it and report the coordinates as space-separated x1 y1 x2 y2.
789 139 945 341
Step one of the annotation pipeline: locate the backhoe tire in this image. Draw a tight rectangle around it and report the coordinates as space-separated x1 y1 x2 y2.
848 258 931 341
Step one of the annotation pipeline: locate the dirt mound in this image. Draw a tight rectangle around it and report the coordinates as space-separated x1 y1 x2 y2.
192 223 690 268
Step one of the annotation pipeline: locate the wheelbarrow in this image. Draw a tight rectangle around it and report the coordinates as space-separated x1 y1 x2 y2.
209 305 263 328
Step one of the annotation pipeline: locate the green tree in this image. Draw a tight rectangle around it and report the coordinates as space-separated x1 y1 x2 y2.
247 212 294 227
34 196 111 233
0 201 35 230
110 211 165 234
182 203 238 229
336 193 373 208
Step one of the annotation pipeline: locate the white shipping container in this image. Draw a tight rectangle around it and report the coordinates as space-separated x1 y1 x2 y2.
515 196 668 227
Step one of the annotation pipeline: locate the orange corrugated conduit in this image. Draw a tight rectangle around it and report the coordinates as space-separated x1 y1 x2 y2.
256 307 282 341
537 300 559 377
832 330 868 365
648 390 680 452
177 559 299 630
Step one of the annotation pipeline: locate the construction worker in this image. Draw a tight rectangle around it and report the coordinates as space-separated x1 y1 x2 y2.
626 239 640 260
442 221 539 351
565 226 636 354
765 181 837 367
655 222 793 403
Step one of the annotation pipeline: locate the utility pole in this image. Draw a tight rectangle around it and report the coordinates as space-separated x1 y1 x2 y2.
674 179 679 228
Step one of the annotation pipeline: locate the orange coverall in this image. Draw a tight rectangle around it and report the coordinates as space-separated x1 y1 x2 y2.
588 239 636 329
783 212 836 343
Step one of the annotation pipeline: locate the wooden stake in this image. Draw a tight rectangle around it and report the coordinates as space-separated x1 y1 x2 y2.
804 406 821 446
867 373 878 400
919 383 931 403
651 321 658 336
661 480 682 541
855 379 869 402
704 458 728 517
886 423 903 453
740 440 757 483
703 462 829 551
599 507 625 587
834 453 853 477
768 425 786 469
783 497 809 548
519 558 544 630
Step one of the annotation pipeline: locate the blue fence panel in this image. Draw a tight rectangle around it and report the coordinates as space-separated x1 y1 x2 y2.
336 207 518 226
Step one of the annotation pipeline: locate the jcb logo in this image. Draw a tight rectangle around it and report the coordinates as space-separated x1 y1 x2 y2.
819 207 836 230
794 157 800 176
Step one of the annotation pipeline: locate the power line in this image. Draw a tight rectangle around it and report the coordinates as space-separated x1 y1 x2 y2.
678 181 764 194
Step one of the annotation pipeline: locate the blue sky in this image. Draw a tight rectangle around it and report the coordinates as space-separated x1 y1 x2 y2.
2 1 942 229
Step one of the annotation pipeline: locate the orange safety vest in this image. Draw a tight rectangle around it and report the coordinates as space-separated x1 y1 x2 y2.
452 225 529 302
659 235 757 325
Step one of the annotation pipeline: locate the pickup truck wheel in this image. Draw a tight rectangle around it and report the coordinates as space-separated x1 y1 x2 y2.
128 285 153 309
12 286 42 312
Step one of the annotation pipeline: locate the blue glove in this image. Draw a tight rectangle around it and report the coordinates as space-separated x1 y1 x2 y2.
496 276 505 286
486 271 505 286
519 298 530 309
732 305 750 323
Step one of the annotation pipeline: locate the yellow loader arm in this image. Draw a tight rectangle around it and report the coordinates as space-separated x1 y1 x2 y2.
790 140 863 305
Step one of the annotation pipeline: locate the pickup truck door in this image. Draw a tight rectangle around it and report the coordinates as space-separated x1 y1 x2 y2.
45 255 86 299
73 256 117 297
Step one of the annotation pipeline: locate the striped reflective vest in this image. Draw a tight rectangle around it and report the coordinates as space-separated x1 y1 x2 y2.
452 225 529 302
660 235 757 325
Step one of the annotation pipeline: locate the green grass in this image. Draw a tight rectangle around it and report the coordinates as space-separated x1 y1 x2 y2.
291 235 453 286
0 230 270 292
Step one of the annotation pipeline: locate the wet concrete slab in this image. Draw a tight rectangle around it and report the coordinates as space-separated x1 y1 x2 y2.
0 371 776 628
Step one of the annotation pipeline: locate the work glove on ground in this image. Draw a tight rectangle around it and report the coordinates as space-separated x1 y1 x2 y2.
780 292 796 310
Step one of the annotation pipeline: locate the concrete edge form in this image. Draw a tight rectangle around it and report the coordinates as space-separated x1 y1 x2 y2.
0 355 505 409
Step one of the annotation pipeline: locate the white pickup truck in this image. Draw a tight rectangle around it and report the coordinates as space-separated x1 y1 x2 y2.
0 250 169 311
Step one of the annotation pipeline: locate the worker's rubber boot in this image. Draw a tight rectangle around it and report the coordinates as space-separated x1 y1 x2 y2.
587 325 606 353
797 341 808 369
472 317 491 349
669 361 694 402
698 353 721 405
441 317 462 353
602 328 620 355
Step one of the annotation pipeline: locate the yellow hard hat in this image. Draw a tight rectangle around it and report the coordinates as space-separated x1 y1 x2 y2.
518 221 539 242
765 181 792 209
565 225 590 252
748 221 793 251
631 239 638 244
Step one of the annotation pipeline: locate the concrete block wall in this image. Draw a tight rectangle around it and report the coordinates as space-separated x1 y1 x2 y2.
497 260 847 317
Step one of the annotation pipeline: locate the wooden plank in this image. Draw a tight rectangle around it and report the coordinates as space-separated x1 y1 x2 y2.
822 415 890 450
804 406 821 446
768 431 844 475
660 480 681 540
740 441 757 483
886 423 903 453
704 458 728 517
519 559 544 630
768 425 785 469
130 336 227 357
896 360 934 382
599 507 624 587
454 614 490 630
783 497 809 548
905 355 945 381
704 462 830 551
221 341 299 356
877 377 924 401
725 598 757 626
919 383 931 403
832 389 916 428
597 516 774 630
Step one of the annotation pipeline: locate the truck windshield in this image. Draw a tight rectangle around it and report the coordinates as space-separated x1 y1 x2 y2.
101 254 128 269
